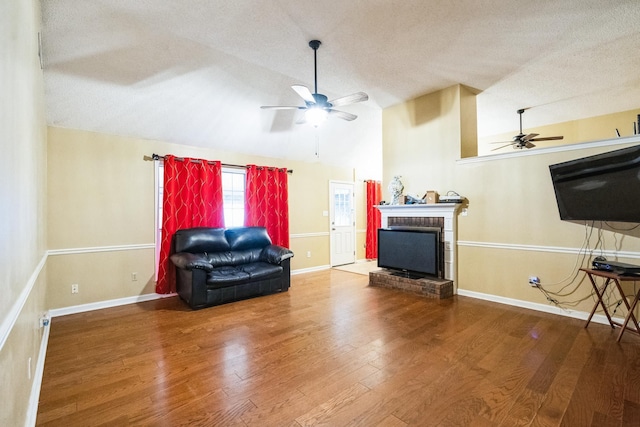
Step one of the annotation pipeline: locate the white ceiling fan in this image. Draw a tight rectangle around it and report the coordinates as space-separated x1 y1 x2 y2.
261 40 368 127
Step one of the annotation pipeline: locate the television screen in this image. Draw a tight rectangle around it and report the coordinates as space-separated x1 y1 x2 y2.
549 144 640 223
377 228 439 277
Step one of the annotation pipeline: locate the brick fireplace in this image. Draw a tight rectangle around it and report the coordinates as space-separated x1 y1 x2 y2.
376 203 462 293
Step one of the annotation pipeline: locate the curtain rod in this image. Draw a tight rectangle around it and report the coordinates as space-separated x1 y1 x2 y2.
145 154 293 174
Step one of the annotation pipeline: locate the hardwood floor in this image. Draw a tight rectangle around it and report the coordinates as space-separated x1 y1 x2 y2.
37 269 640 426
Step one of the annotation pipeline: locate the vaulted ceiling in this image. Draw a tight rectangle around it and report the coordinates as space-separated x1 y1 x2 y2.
40 0 640 171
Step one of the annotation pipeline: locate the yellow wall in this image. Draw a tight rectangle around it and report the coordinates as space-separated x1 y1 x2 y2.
383 85 467 197
383 85 640 315
479 108 640 155
0 0 48 425
46 126 360 309
455 141 640 310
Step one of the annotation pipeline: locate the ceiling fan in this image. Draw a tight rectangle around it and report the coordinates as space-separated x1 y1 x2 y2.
491 109 564 151
261 40 368 127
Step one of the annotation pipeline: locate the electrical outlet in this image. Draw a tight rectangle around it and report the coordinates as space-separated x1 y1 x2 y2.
528 276 540 287
307 251 311 258
131 272 138 281
39 316 50 328
71 284 79 294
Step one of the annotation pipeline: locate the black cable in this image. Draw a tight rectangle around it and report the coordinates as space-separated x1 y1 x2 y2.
537 222 595 297
605 221 640 232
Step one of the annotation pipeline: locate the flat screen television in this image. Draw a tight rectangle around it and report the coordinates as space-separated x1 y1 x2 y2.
549 144 640 223
377 227 439 278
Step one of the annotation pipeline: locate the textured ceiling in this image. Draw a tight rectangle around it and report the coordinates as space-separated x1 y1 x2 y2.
40 0 640 171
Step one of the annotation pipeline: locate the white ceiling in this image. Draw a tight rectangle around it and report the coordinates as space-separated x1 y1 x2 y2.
40 0 640 171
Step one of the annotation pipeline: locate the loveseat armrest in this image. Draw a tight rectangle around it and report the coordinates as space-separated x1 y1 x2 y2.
170 252 214 272
261 245 294 265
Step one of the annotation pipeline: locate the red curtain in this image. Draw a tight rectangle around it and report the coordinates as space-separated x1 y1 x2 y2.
365 180 382 259
156 155 225 294
244 165 289 248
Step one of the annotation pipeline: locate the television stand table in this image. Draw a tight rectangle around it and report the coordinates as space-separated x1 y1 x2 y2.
580 268 640 342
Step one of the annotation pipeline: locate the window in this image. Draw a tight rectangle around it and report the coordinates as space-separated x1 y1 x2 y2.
333 187 353 227
222 167 246 227
154 162 245 275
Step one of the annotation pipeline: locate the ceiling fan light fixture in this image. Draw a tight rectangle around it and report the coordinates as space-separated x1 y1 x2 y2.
305 107 328 127
490 108 563 151
261 40 367 125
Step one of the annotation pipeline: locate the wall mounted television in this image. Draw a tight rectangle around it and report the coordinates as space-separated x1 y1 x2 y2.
549 144 640 223
377 227 439 278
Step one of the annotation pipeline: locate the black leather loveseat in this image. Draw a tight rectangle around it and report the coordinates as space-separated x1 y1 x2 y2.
170 226 294 309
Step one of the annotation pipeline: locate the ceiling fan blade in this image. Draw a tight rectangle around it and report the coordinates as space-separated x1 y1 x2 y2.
524 141 536 149
521 133 539 142
491 143 515 151
489 140 516 144
529 136 564 142
329 109 357 121
291 85 316 104
260 105 306 110
329 92 369 107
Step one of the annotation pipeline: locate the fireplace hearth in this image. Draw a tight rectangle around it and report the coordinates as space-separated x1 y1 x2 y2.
369 269 453 299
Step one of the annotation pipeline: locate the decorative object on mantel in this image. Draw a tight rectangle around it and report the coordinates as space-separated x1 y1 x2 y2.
388 175 404 205
424 191 439 204
438 191 465 203
405 194 425 204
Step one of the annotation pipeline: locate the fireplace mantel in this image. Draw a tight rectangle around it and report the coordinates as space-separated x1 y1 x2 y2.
377 203 462 218
376 203 462 290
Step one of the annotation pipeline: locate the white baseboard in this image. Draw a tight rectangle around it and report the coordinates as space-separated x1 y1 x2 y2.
48 293 176 318
25 314 51 427
457 288 622 326
47 265 351 315
291 259 373 276
291 265 331 275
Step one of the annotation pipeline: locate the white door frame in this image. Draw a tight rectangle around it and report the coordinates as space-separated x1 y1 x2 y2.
329 180 356 266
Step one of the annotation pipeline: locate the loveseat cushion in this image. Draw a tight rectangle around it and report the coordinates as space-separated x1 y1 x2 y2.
225 227 271 250
238 262 283 280
206 266 251 286
207 248 263 267
173 227 229 253
206 262 283 287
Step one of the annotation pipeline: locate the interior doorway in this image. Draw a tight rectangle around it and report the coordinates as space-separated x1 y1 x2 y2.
329 181 355 266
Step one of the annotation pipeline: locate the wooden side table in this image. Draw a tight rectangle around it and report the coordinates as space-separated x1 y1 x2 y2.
581 268 640 341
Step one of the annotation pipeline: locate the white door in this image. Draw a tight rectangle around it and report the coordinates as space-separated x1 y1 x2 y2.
330 181 355 266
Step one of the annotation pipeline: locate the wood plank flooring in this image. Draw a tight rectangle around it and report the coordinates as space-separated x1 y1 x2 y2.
37 269 640 426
